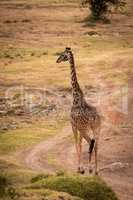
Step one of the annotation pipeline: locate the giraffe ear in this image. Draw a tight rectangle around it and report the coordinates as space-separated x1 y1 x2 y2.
66 47 71 51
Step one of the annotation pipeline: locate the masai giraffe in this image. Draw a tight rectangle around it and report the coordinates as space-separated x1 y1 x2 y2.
56 47 101 175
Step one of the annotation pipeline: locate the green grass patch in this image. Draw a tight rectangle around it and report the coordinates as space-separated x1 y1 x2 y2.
0 173 83 200
29 174 119 200
0 119 66 155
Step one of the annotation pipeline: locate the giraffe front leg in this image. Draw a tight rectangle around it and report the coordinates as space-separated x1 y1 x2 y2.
79 129 92 174
93 127 100 175
94 140 98 175
77 134 85 174
72 126 80 171
72 126 84 174
88 138 95 174
88 152 93 174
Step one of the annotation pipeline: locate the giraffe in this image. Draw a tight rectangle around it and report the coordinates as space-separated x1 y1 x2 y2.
56 47 101 175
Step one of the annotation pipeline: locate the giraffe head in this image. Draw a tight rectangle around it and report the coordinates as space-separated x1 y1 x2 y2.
56 47 72 63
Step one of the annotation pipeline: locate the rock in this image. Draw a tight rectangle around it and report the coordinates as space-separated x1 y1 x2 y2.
22 19 31 23
58 195 65 200
15 109 24 116
0 111 8 116
104 137 111 141
101 162 129 172
109 162 129 169
1 126 8 131
7 109 15 115
84 31 100 36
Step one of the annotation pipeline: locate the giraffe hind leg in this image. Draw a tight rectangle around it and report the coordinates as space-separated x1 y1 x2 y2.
92 125 100 175
88 139 95 174
88 139 95 154
77 134 85 174
79 129 94 174
94 141 98 175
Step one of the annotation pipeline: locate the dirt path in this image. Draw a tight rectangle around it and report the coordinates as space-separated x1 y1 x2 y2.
19 126 72 172
18 110 133 200
16 75 133 200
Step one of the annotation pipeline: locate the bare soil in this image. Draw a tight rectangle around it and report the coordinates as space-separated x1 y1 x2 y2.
18 89 133 200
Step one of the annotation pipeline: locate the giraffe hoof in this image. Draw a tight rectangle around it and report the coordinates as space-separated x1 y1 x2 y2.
77 167 85 174
89 168 93 174
95 171 98 176
80 169 85 174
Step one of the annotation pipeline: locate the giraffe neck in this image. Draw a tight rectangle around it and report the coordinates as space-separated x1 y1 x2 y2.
69 52 84 106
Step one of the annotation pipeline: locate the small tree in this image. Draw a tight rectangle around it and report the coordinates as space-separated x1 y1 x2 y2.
81 0 126 20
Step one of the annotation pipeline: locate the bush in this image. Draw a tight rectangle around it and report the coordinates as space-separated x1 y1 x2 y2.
0 174 19 199
30 175 119 200
31 173 51 183
81 0 126 20
0 174 9 197
56 170 66 176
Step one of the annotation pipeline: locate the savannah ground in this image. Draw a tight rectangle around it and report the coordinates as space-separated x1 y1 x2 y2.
0 0 133 199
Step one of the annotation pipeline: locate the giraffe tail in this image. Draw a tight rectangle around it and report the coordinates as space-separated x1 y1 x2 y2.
89 139 95 154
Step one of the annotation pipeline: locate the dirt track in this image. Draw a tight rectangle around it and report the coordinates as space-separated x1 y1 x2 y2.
19 122 133 200
18 88 133 200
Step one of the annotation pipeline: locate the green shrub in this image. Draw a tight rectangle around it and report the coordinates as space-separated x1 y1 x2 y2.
81 0 126 20
30 175 119 200
0 174 9 197
31 173 51 183
0 174 19 199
